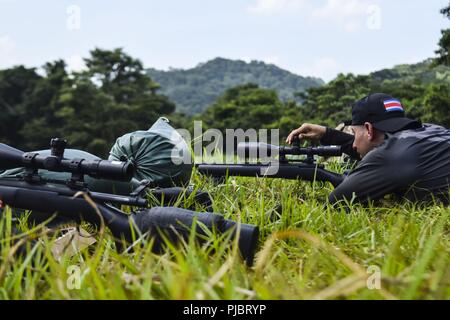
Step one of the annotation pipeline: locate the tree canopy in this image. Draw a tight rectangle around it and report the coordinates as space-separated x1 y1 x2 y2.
0 49 177 157
1 4 449 154
147 57 323 115
435 4 450 66
198 57 450 142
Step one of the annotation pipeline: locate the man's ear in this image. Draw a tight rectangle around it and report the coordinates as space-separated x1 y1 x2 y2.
364 122 374 140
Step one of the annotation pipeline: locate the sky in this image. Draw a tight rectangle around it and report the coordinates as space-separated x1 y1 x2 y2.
0 0 448 82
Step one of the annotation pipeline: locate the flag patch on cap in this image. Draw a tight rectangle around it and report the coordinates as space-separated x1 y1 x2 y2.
383 99 403 112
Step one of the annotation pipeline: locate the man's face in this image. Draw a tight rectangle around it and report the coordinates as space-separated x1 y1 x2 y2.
351 125 376 158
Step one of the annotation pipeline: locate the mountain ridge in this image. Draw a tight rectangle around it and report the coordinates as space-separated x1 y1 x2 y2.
147 57 450 115
146 57 324 115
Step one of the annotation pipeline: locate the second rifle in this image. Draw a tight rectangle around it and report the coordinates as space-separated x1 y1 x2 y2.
196 141 345 187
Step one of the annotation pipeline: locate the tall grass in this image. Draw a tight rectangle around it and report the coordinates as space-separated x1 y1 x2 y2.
0 167 449 299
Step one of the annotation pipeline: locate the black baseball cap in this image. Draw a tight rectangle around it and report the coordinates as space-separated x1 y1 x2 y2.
346 93 421 133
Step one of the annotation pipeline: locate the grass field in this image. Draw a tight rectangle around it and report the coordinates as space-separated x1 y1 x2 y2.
0 163 449 300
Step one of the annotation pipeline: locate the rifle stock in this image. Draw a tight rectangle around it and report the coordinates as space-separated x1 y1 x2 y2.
197 141 345 187
0 139 259 265
196 163 344 187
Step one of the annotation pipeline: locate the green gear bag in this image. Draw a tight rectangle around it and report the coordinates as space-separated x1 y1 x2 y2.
0 118 192 194
108 117 193 188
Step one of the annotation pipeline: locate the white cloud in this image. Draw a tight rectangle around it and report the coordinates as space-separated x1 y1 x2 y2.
248 0 371 31
247 0 308 15
312 0 368 19
262 56 280 65
231 55 280 65
297 57 343 82
239 56 252 63
344 20 361 32
66 54 86 72
311 0 369 32
0 36 17 68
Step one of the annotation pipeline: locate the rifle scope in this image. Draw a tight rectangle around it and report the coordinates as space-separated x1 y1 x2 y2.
0 138 134 182
237 142 342 161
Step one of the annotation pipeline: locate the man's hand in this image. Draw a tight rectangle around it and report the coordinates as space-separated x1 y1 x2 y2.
286 123 327 144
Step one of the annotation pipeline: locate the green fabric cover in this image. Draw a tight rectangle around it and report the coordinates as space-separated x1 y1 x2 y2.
109 117 192 188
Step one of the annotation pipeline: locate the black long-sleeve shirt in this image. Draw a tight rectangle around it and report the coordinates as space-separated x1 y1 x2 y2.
320 124 450 206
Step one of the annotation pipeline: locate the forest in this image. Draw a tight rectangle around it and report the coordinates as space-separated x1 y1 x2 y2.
0 5 448 158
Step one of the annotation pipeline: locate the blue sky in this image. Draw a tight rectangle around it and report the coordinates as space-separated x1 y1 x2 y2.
0 0 448 81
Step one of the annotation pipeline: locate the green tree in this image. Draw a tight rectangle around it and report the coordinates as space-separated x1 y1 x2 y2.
199 84 306 143
66 48 177 155
0 66 41 146
0 48 178 157
56 77 119 155
19 60 68 150
298 74 371 126
147 57 323 115
201 83 283 131
422 84 450 128
277 100 305 139
84 48 160 101
435 4 450 66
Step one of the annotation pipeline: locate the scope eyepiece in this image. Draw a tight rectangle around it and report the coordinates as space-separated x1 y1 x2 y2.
78 159 135 181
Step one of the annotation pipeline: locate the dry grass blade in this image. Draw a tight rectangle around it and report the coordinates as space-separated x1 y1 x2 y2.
202 220 243 296
0 227 51 282
255 230 364 275
311 274 367 300
254 229 398 300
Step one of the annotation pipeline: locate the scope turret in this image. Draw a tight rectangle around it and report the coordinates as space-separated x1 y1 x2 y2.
50 138 67 158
